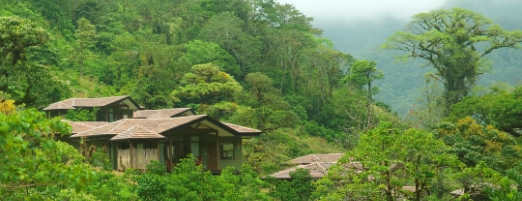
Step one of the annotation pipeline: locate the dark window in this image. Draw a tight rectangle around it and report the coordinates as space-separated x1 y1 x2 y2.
119 143 129 149
220 143 234 160
191 136 200 158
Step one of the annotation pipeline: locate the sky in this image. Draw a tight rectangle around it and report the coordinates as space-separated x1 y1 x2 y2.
277 0 448 22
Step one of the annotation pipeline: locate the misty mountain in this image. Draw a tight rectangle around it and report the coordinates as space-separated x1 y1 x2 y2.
314 0 522 115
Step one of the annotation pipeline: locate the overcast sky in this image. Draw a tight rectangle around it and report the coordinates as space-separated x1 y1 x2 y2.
277 0 448 21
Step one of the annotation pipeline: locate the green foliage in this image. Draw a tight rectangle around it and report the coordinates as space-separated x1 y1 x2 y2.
344 60 383 92
455 163 520 201
244 128 342 174
436 117 521 172
10 1 522 200
64 108 98 121
269 168 314 201
172 63 242 106
315 123 462 201
448 86 522 136
385 8 522 109
180 40 240 76
0 16 47 67
0 16 69 107
135 157 272 201
0 109 138 200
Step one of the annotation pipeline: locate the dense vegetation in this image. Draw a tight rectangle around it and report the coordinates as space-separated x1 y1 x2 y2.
318 0 522 115
0 0 520 200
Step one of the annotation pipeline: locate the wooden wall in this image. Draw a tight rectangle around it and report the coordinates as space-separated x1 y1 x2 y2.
116 141 161 170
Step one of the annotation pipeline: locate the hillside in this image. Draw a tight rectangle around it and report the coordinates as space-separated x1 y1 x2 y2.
314 0 522 114
0 0 383 173
1 0 520 201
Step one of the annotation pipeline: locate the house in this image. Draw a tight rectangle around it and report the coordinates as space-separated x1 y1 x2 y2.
269 153 346 179
45 96 262 173
288 153 344 165
44 96 140 121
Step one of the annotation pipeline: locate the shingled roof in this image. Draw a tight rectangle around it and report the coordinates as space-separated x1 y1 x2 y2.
43 96 131 110
288 153 344 165
222 122 262 135
70 115 207 138
63 120 109 134
110 125 165 141
270 162 335 179
133 108 192 119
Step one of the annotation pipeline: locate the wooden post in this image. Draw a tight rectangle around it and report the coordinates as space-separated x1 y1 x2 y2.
216 132 220 171
167 139 172 172
129 140 135 169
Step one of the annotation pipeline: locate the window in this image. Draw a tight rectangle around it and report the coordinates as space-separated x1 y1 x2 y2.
108 108 114 122
220 143 234 160
119 143 129 150
191 136 199 158
143 143 157 161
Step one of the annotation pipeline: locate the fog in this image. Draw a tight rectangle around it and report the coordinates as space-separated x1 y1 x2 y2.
277 0 447 22
278 0 522 115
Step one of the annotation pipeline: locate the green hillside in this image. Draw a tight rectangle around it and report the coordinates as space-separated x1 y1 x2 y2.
1 0 520 200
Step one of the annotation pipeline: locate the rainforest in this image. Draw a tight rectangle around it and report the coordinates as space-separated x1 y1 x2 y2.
0 0 520 200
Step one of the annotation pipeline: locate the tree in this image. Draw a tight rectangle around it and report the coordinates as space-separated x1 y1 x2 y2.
135 158 272 201
0 16 47 91
344 60 383 129
404 73 445 129
244 72 276 105
448 85 522 136
316 123 461 201
171 63 242 106
0 16 69 107
269 169 314 201
177 40 240 76
199 12 261 77
75 18 96 50
0 108 138 200
384 8 522 110
436 117 521 172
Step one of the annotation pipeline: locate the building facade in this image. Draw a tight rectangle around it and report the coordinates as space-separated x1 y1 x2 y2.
44 96 261 172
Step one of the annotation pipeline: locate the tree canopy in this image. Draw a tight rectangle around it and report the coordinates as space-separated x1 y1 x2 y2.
385 8 522 109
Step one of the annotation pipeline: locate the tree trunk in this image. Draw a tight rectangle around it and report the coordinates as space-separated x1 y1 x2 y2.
366 71 372 129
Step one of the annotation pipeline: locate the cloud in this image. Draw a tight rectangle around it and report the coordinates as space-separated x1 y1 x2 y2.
277 0 448 21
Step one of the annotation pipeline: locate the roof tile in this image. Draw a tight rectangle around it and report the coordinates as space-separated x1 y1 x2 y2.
110 125 165 141
133 108 191 119
288 153 344 165
222 122 262 134
44 96 129 110
70 115 207 138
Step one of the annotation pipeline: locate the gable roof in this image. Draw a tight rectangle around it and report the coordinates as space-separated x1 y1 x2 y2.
70 115 207 138
270 162 335 179
133 108 192 119
110 125 165 141
44 96 135 110
288 153 344 165
222 122 262 135
270 160 363 180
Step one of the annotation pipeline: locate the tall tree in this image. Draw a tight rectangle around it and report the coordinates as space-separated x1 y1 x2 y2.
0 16 47 91
345 60 383 129
0 16 68 107
384 8 522 110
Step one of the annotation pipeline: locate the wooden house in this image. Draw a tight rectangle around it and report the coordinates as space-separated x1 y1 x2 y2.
46 96 262 173
43 96 141 121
